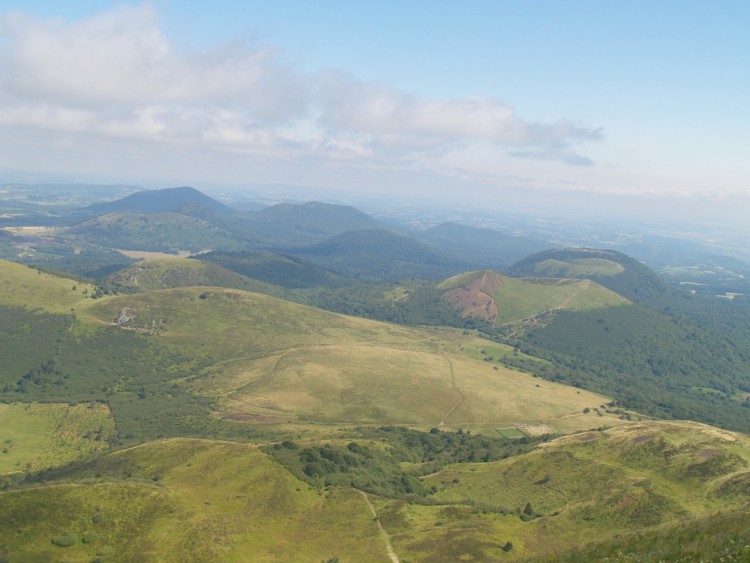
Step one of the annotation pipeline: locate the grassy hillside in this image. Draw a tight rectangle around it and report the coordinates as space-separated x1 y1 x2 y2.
396 420 750 559
0 402 115 474
0 259 94 312
1 264 620 445
80 287 613 431
533 508 750 561
107 257 286 296
507 247 671 307
439 270 628 326
1 439 384 562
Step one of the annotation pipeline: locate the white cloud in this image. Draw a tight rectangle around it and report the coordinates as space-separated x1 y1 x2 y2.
318 71 601 151
0 4 603 188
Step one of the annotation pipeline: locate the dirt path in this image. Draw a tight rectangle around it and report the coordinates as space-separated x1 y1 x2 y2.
355 489 400 563
438 354 464 427
500 279 593 339
555 279 591 310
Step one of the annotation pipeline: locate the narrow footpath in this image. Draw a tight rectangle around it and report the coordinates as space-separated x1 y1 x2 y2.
355 489 400 563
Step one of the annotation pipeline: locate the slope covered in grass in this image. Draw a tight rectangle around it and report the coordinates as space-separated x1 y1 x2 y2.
382 420 750 559
439 270 628 325
107 257 285 296
1 439 384 562
0 259 93 312
80 286 614 429
0 403 115 474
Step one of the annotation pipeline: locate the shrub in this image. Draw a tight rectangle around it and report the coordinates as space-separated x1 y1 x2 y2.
51 531 79 547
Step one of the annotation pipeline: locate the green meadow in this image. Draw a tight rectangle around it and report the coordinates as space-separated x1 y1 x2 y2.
0 402 114 474
439 270 628 325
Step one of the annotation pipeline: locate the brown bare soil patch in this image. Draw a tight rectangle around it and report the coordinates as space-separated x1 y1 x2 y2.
577 433 597 442
615 496 635 510
442 273 500 325
700 449 719 458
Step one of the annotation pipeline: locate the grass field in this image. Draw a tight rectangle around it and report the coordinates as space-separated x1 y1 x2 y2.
530 258 626 278
76 286 614 431
107 258 285 296
0 439 385 562
0 258 94 312
0 402 114 474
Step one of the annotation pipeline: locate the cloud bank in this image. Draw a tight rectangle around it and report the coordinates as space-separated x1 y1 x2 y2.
0 5 601 186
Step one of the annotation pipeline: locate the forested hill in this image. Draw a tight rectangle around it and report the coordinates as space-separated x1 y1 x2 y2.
507 247 671 307
243 201 384 246
82 186 234 216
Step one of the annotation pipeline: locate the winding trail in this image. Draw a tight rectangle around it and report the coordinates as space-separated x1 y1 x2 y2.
501 279 593 339
438 353 464 427
355 489 400 563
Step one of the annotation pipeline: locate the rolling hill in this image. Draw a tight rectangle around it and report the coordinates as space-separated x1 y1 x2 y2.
107 257 286 296
6 257 750 560
507 247 672 307
244 200 384 246
79 285 612 431
438 270 628 326
5 421 750 561
1 258 618 438
82 186 234 216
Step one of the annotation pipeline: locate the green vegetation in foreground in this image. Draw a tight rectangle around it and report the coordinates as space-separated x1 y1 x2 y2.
0 403 115 474
530 509 750 562
265 426 545 500
1 439 385 562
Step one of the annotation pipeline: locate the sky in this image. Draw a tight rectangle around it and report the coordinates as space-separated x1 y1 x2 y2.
0 1 748 228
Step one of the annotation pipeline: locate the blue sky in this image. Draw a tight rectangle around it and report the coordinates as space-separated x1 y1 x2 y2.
1 1 748 226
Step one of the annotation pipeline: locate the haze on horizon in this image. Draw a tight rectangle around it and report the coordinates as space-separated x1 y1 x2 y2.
0 1 748 230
